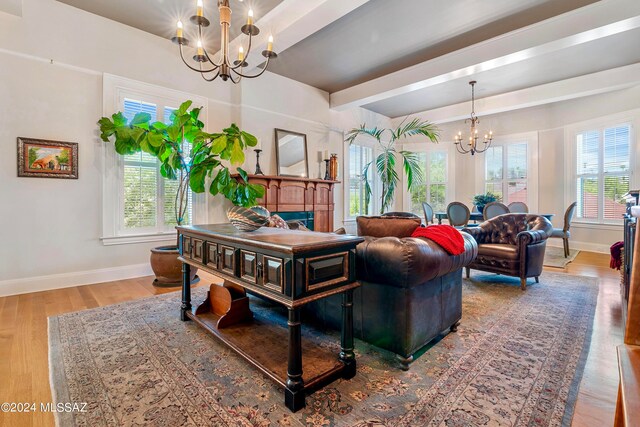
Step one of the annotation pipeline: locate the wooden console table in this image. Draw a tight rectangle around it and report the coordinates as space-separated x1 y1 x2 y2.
176 224 363 412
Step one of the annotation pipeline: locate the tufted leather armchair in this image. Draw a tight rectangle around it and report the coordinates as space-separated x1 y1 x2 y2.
463 214 553 290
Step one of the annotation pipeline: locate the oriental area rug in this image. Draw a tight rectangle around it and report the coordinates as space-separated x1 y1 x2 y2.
48 271 598 427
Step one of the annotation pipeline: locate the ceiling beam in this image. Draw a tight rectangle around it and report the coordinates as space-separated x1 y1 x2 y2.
330 0 640 111
398 63 640 126
232 0 371 75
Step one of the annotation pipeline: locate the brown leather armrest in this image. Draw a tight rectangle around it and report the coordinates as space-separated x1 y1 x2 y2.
462 225 486 243
517 229 549 245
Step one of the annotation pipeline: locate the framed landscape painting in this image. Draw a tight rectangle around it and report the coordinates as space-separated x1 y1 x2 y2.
17 137 78 179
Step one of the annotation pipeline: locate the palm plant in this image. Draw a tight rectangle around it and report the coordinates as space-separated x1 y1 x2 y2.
345 118 439 214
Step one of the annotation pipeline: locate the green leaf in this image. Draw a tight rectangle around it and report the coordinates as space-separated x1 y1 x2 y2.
236 167 249 183
147 133 164 147
240 131 258 147
166 124 181 142
160 162 177 180
131 112 151 126
230 138 244 165
176 100 193 116
211 135 227 154
189 165 207 193
97 117 115 141
112 112 127 127
151 121 168 130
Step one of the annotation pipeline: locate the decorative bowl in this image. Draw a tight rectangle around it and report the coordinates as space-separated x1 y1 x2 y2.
227 206 269 232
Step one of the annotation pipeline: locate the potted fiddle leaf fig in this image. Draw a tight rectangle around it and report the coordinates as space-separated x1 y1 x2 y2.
98 100 264 286
345 118 439 214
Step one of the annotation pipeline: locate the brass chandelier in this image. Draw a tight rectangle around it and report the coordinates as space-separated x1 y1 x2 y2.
455 81 493 155
172 0 277 83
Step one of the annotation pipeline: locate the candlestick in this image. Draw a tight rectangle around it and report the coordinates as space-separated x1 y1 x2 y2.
247 9 254 25
197 40 204 56
254 149 264 175
238 46 244 61
196 0 203 17
176 21 183 38
267 35 274 52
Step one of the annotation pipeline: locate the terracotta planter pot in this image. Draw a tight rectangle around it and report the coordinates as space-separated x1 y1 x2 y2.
149 246 199 287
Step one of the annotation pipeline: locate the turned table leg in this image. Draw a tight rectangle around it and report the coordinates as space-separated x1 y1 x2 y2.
180 262 192 321
340 289 356 379
285 307 305 412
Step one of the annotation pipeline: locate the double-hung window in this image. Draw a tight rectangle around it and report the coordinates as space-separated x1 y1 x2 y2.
102 74 206 245
484 142 529 204
408 150 448 215
347 143 374 218
574 124 631 222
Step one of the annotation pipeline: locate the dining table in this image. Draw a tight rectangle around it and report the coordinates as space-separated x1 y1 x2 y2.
434 212 555 224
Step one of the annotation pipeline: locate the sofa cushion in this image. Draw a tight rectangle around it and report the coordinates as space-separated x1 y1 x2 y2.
356 215 421 238
477 243 519 260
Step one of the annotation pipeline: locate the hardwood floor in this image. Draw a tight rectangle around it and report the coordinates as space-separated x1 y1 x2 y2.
0 252 622 427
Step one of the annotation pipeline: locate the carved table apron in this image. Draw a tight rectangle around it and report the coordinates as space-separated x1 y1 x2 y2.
176 224 363 412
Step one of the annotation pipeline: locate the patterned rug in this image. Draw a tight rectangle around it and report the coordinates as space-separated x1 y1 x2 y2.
543 246 580 268
48 271 598 427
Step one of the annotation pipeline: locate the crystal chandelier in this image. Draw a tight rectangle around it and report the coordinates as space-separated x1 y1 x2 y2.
454 81 493 155
171 0 277 83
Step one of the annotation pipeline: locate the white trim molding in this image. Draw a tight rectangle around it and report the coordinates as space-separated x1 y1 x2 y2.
0 263 153 298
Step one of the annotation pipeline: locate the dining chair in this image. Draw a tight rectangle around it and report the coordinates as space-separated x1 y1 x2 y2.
446 202 471 228
483 202 509 220
508 201 529 213
550 201 577 257
422 202 434 225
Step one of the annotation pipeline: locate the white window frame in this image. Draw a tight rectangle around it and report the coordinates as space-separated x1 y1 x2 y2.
101 74 208 245
564 110 639 227
475 132 539 213
343 135 380 222
401 141 455 215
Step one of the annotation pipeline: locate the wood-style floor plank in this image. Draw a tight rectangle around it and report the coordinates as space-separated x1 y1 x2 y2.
0 253 622 427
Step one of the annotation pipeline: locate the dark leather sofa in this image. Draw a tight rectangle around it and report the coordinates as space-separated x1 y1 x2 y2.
304 215 478 369
462 214 553 290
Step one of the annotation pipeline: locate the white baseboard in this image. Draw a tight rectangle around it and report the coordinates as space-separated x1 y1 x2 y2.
546 239 610 254
0 263 153 298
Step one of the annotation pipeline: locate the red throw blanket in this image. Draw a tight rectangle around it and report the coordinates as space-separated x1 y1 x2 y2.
610 241 624 270
411 225 465 255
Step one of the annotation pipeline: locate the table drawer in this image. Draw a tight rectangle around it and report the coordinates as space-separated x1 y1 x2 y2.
219 245 237 276
305 252 349 292
240 250 258 284
181 235 191 257
262 255 284 293
206 242 218 269
192 238 204 263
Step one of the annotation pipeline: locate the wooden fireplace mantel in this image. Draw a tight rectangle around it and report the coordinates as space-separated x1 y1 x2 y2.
232 174 340 232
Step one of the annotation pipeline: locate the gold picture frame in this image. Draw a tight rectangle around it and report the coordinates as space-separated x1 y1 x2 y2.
17 137 78 179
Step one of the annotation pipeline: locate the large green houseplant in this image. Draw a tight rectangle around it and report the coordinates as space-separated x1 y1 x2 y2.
345 118 439 214
98 100 264 286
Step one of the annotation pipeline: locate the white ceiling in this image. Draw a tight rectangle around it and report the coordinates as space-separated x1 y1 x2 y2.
265 0 599 93
56 0 283 49
364 27 640 118
54 0 640 119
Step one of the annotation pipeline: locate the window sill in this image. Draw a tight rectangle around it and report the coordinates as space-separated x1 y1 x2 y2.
570 221 623 231
101 231 178 246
